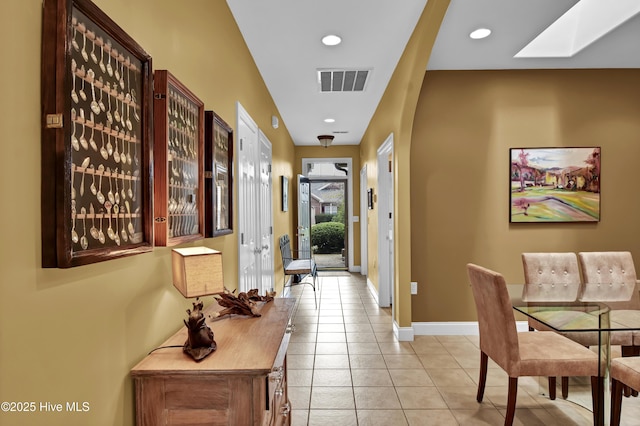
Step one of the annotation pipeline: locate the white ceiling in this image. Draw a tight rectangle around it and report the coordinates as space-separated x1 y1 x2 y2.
226 0 640 147
428 0 640 70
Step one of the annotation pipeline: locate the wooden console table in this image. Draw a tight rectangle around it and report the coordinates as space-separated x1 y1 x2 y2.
131 297 296 426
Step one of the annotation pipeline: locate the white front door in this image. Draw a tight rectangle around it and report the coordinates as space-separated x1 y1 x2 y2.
377 134 394 307
301 158 355 271
258 130 274 294
297 175 311 259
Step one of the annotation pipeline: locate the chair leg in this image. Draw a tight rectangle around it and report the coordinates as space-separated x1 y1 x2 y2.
477 351 488 403
312 270 318 308
622 346 635 397
505 377 518 426
311 282 317 309
611 378 624 426
548 377 556 400
562 376 569 399
591 376 604 426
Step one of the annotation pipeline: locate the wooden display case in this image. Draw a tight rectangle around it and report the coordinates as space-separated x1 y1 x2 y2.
205 111 234 237
153 71 205 246
41 0 153 267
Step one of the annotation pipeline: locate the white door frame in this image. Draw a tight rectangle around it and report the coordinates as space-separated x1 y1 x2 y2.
258 130 274 295
377 134 394 307
301 157 356 272
360 165 368 276
297 175 311 258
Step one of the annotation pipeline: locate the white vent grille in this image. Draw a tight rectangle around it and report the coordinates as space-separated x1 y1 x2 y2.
318 69 370 92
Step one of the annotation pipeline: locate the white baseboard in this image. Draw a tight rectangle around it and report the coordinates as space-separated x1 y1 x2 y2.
394 320 414 341
282 286 292 298
349 266 361 273
412 321 529 335
366 277 379 304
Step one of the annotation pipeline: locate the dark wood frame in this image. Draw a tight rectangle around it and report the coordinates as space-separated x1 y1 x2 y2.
41 0 153 267
204 111 234 237
153 70 205 246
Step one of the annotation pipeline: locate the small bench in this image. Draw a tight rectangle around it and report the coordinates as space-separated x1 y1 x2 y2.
279 234 318 308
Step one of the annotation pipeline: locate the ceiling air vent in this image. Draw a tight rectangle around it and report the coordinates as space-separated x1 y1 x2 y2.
318 69 370 92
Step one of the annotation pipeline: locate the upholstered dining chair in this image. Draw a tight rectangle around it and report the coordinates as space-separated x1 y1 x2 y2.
522 252 582 305
577 251 640 311
522 252 583 400
579 251 640 397
611 356 640 426
467 263 601 426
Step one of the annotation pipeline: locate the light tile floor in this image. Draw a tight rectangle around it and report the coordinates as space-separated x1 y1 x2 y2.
286 272 640 426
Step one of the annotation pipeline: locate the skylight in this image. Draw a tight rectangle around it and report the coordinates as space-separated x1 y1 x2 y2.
515 0 640 58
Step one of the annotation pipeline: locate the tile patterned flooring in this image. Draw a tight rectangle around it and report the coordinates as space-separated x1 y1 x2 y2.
286 272 640 426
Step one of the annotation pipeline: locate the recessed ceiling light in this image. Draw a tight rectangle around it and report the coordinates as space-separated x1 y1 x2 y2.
469 28 491 40
324 118 335 123
322 34 342 46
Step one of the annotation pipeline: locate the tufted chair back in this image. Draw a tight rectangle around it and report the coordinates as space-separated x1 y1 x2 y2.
467 263 520 374
521 252 581 302
578 251 640 310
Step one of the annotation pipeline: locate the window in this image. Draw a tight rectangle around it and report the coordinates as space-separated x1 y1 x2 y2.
324 204 337 214
305 161 350 178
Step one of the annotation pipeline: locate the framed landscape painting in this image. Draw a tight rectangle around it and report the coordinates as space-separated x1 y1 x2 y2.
510 147 601 223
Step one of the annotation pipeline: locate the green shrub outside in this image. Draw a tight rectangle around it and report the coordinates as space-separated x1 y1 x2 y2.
315 213 334 223
311 222 345 253
332 202 345 224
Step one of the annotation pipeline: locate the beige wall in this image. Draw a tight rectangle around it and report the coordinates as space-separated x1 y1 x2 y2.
0 1 295 425
359 0 450 327
411 69 640 322
8 1 636 424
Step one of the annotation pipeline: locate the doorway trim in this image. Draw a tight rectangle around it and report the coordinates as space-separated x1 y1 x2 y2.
258 129 274 295
377 134 394 308
301 157 356 272
360 165 368 276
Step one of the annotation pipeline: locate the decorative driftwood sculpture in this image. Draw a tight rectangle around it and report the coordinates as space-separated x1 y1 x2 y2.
183 298 217 361
211 288 274 319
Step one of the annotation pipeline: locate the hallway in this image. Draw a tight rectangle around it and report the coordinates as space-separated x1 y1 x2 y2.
286 272 640 426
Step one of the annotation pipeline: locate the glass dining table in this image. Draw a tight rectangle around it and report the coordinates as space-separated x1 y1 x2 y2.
510 285 640 426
